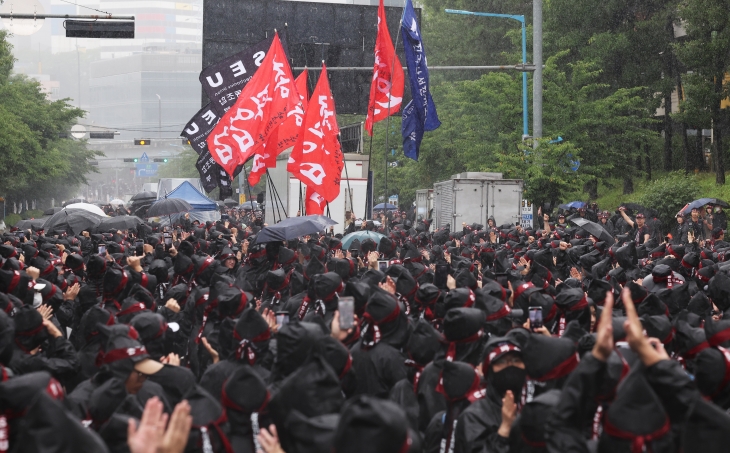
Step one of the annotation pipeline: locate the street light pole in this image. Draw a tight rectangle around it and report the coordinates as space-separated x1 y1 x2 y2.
445 9 529 139
533 0 543 143
155 94 161 138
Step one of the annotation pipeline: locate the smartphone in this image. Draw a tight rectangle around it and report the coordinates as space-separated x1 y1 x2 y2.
350 249 359 259
529 306 543 330
164 233 172 247
434 263 450 289
338 297 355 330
135 240 144 248
275 311 289 327
98 245 106 255
377 260 389 272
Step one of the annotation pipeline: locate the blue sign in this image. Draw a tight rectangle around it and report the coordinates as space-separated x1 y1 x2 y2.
136 163 158 177
140 152 150 162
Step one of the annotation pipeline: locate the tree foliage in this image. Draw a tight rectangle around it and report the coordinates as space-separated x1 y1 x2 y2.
355 0 730 212
636 171 700 230
0 30 101 210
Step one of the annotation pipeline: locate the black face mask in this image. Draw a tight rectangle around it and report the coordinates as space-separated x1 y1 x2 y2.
490 366 527 397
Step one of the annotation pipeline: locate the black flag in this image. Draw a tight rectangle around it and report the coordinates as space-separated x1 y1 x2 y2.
195 150 220 193
181 103 220 156
199 31 287 116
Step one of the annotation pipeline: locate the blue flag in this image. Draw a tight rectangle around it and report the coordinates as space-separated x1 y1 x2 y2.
401 0 440 161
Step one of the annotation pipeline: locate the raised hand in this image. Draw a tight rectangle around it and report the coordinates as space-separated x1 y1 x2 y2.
592 290 614 362
622 287 663 366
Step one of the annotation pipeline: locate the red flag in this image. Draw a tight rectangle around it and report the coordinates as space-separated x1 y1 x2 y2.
248 70 310 186
206 33 298 178
364 0 405 136
288 64 343 203
305 186 327 215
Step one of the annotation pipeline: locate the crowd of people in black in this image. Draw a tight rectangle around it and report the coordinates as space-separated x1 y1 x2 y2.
2 199 730 453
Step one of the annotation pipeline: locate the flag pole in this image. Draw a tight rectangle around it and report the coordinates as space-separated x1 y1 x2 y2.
241 163 255 213
365 134 374 220
382 1 406 233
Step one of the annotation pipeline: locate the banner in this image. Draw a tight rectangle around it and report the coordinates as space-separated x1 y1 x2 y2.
288 64 343 203
195 150 220 193
364 0 404 136
400 0 440 161
199 31 288 117
206 33 299 178
181 104 220 156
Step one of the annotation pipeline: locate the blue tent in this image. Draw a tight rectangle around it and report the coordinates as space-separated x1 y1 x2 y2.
165 181 217 211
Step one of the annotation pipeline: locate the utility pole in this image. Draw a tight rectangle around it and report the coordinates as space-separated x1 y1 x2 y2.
533 0 543 144
156 94 161 138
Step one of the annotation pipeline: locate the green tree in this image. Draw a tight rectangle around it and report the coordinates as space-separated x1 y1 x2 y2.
0 30 101 212
545 0 676 174
674 0 730 184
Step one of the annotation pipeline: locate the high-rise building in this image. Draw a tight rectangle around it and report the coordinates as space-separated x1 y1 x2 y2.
96 0 202 59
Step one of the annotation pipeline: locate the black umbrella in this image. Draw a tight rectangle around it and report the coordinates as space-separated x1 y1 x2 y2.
14 218 48 231
255 215 338 243
223 198 238 207
96 215 145 232
130 191 157 201
42 208 105 235
569 217 614 243
239 201 259 211
146 198 193 218
43 207 62 216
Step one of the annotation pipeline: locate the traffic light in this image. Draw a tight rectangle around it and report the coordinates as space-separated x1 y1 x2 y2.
123 158 139 163
134 139 151 146
153 158 168 163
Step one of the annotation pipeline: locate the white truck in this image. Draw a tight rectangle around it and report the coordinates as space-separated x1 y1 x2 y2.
432 172 523 230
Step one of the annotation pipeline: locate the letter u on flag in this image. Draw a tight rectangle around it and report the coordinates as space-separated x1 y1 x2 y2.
206 33 298 179
364 0 405 136
401 0 440 161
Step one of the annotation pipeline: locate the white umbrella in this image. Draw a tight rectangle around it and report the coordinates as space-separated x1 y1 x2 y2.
109 199 125 206
64 203 108 217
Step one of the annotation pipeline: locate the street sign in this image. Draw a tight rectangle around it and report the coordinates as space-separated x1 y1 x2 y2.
135 163 158 177
71 124 87 139
140 152 150 162
521 199 533 229
239 194 246 204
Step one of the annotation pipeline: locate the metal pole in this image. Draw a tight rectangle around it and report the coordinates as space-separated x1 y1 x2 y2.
156 94 161 139
533 0 543 143
0 13 135 19
76 41 81 109
521 20 529 138
292 65 538 71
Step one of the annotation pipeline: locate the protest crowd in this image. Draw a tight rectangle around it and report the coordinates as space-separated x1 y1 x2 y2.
2 198 730 453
